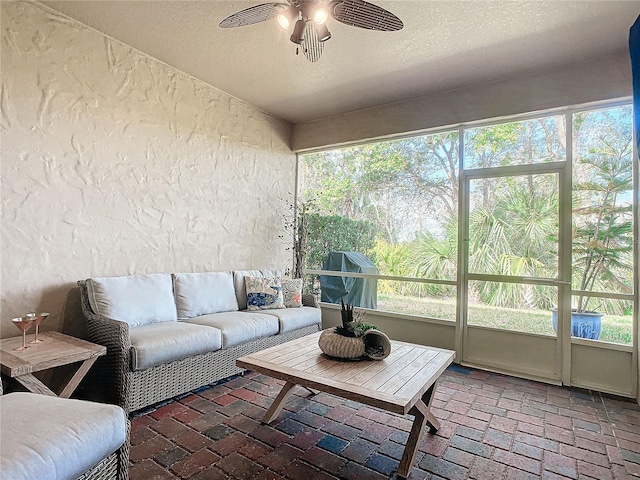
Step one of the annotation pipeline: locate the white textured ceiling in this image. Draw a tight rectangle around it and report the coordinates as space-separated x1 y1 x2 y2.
42 0 640 124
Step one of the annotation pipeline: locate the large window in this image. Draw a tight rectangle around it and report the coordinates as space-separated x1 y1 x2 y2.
299 131 459 319
464 115 565 169
571 105 634 344
298 103 634 346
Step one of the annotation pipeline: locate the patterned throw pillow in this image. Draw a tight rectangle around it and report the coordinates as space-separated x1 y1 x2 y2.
245 277 285 310
281 278 303 308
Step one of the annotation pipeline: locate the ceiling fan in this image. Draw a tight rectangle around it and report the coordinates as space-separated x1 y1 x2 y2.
219 0 403 62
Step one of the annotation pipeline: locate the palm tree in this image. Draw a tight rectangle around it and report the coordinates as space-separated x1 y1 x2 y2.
411 218 457 298
467 175 558 309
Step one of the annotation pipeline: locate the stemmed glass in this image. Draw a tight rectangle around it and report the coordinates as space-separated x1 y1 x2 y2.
11 317 35 351
26 312 49 344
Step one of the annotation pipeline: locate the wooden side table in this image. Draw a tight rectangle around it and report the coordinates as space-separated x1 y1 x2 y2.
0 331 106 398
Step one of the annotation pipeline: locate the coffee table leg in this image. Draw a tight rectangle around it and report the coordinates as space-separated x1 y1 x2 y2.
301 386 318 396
263 381 297 424
397 383 439 478
423 383 440 433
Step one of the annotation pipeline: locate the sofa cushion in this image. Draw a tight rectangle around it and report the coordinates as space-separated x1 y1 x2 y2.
0 392 127 480
260 306 322 333
233 269 281 310
246 276 286 310
282 278 303 308
87 273 177 327
182 311 279 348
130 322 223 370
174 271 238 318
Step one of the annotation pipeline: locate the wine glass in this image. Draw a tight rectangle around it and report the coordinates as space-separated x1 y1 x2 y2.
26 312 49 344
11 317 34 351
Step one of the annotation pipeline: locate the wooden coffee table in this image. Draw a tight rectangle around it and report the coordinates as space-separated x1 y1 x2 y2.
0 331 106 398
237 330 454 478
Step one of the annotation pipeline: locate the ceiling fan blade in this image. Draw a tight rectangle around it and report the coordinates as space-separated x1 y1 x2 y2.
330 0 403 31
302 22 324 62
219 3 288 28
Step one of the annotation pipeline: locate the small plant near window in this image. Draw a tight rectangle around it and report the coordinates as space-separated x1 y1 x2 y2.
279 197 316 280
572 153 633 314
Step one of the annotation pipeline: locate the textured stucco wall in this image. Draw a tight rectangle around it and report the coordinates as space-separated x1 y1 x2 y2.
1 1 295 338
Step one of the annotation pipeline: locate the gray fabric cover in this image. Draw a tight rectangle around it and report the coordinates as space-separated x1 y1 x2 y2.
86 273 177 327
0 392 127 480
174 271 238 318
260 306 322 333
233 269 281 310
182 311 279 348
129 322 222 370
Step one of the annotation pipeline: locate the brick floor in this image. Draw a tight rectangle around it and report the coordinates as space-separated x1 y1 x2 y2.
128 366 640 479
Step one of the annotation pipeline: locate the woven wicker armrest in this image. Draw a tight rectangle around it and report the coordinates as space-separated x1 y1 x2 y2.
77 281 132 409
77 281 132 349
302 293 320 308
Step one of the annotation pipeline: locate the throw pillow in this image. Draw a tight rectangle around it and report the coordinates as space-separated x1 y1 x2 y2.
281 278 303 308
245 277 286 310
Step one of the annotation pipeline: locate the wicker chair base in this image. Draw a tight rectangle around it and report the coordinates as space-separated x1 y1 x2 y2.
76 453 118 480
76 419 130 480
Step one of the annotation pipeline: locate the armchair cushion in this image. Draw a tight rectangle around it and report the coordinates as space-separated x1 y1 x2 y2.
0 393 127 480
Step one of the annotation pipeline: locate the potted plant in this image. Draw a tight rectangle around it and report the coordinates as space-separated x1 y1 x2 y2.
552 147 633 339
319 298 391 359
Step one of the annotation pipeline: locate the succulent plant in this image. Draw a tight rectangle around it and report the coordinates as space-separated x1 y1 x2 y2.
334 298 376 338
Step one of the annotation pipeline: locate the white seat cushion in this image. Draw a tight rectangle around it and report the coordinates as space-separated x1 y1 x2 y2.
182 311 279 348
130 322 222 370
174 271 238 318
260 306 322 333
86 273 177 327
0 393 127 480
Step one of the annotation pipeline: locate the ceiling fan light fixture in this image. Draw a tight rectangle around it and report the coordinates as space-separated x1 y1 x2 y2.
277 6 296 30
219 0 404 62
312 6 329 25
315 23 331 42
290 19 306 44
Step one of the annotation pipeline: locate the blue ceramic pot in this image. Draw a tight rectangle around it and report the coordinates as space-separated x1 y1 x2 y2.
551 309 602 339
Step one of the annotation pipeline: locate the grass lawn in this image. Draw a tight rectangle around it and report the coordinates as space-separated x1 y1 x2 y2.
377 294 633 345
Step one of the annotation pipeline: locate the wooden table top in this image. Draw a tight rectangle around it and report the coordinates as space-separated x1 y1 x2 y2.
0 331 106 378
237 330 455 415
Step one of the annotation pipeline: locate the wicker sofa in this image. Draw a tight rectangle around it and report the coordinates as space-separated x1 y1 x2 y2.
78 269 321 413
0 381 129 480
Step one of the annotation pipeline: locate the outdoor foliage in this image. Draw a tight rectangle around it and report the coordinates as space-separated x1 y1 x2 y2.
297 105 633 343
281 198 376 293
304 213 377 269
572 108 634 313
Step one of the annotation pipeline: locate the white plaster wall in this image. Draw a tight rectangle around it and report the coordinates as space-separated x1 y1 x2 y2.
1 1 295 338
